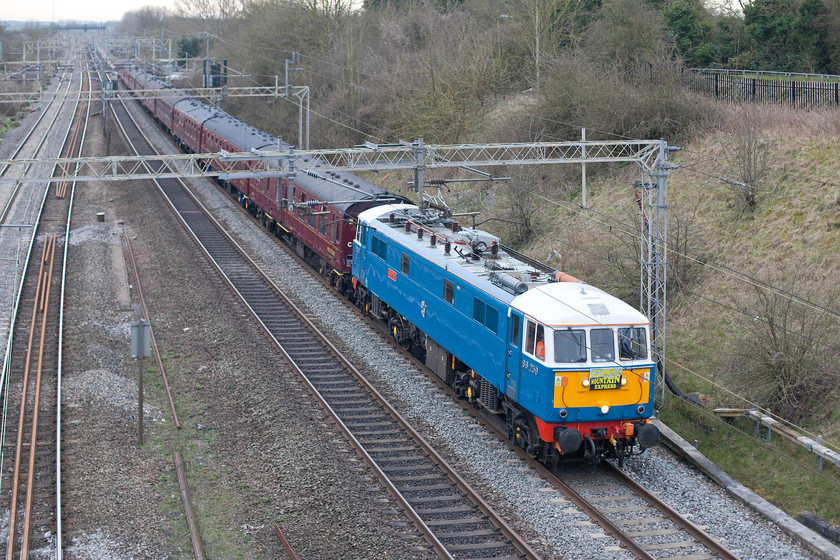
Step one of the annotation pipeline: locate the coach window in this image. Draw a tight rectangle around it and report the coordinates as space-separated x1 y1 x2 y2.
372 236 387 260
401 254 410 275
443 280 454 304
319 216 327 236
591 328 615 362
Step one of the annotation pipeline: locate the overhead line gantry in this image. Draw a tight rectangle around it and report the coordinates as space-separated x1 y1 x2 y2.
1 138 677 407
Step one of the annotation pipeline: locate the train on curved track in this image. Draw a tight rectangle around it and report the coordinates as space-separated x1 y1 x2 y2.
119 66 660 466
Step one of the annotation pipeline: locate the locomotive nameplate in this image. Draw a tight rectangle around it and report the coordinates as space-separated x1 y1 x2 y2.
589 368 621 390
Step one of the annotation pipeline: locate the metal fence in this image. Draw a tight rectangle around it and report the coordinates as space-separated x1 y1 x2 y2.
689 69 840 108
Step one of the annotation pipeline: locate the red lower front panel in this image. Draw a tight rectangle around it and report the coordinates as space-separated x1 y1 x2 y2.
535 417 634 442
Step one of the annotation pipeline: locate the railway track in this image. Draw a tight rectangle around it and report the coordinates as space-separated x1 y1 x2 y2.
0 53 94 559
0 69 73 223
112 79 540 560
549 462 740 560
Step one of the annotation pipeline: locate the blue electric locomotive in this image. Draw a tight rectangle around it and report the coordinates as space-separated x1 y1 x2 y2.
352 203 660 464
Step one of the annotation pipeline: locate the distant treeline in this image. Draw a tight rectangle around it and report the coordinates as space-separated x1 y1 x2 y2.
657 0 840 74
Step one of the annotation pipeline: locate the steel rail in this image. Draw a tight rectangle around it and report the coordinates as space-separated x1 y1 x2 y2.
5 235 53 560
20 233 56 558
55 53 96 560
354 310 741 560
122 234 181 428
111 90 540 560
108 89 205 558
213 175 739 560
2 54 90 559
126 84 734 560
273 525 300 560
174 451 205 560
0 70 82 515
603 461 740 560
363 320 741 560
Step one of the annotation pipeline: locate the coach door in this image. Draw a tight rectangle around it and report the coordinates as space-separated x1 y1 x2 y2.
505 309 523 399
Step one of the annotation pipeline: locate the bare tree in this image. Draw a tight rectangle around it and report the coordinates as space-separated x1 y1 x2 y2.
121 6 170 35
300 0 352 21
504 0 586 88
727 105 771 211
731 273 840 421
176 0 244 33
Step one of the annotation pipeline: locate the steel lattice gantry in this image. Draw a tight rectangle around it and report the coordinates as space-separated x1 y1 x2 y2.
0 85 309 104
1 138 675 405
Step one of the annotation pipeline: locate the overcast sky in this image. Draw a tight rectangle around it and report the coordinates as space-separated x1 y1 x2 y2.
4 0 176 23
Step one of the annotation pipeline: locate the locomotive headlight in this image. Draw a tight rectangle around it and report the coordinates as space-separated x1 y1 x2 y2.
620 376 627 386
581 378 590 388
600 405 610 414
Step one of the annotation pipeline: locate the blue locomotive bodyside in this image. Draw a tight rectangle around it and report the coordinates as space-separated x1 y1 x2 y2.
353 209 511 391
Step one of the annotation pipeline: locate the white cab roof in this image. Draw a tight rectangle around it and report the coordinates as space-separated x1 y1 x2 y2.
511 282 648 327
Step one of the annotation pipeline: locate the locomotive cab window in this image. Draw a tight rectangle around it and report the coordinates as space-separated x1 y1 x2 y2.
591 328 615 362
619 327 648 360
401 254 410 275
525 320 546 361
554 329 586 363
443 280 454 304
